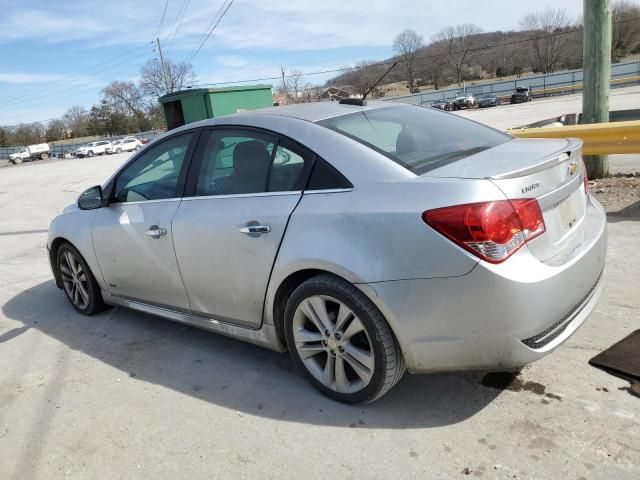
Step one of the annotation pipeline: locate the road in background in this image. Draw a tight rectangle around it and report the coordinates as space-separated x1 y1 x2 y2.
453 85 640 174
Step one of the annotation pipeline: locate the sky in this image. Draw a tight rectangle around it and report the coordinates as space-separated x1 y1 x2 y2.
0 0 584 126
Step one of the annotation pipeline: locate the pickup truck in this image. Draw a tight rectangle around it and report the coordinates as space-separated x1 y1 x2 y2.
510 86 533 104
452 92 475 110
9 143 50 164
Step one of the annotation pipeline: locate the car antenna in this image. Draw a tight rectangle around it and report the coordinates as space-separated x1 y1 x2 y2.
339 61 398 106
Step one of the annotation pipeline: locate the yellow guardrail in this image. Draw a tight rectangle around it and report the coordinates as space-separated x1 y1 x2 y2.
508 120 640 155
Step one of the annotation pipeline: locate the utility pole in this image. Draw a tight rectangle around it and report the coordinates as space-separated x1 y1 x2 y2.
157 38 170 94
582 0 612 178
281 66 288 104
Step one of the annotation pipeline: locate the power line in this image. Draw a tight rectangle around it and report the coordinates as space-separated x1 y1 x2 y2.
0 42 153 104
0 50 154 110
165 0 191 54
184 0 234 64
153 0 171 37
183 0 229 62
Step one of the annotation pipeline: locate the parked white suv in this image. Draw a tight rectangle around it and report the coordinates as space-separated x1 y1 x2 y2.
75 141 112 158
107 137 142 154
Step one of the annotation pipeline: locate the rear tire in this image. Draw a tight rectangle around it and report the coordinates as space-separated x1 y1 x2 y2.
56 242 107 315
284 274 405 404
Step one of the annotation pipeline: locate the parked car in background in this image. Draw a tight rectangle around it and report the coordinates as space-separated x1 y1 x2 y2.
452 92 475 110
107 137 142 154
75 141 112 158
429 99 453 111
9 143 50 164
48 102 605 404
511 86 533 104
477 93 501 108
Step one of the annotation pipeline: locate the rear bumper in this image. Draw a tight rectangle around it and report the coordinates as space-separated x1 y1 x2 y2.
361 195 607 373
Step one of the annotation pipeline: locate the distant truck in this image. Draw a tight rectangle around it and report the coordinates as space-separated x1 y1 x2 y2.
510 86 533 104
9 143 50 164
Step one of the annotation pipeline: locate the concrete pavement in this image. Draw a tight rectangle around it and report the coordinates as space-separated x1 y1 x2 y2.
0 134 639 479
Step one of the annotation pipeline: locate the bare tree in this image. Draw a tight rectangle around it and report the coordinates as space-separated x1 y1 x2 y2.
62 106 90 138
418 42 449 90
393 29 424 92
519 8 573 74
433 24 483 86
102 81 147 130
139 59 197 98
284 70 305 104
12 123 44 146
46 119 67 142
344 60 387 98
612 0 640 60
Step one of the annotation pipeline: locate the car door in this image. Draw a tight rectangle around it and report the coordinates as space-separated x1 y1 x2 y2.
172 128 314 327
92 131 198 310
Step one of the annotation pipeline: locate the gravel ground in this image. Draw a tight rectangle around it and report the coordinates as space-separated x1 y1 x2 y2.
592 175 640 218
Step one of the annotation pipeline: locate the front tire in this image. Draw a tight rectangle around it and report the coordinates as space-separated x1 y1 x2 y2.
87 151 94 157
57 243 107 315
284 274 405 403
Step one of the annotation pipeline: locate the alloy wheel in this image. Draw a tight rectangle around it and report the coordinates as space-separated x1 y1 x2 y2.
59 250 90 310
292 295 374 394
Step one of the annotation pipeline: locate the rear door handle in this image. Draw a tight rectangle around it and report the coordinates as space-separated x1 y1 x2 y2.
239 225 271 235
145 225 167 238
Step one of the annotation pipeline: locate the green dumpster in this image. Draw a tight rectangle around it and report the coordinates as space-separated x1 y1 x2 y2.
158 84 273 130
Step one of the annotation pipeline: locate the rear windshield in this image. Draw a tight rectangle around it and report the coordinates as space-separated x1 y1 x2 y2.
317 105 510 174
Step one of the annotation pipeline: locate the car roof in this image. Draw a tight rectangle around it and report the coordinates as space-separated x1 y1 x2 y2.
233 100 404 123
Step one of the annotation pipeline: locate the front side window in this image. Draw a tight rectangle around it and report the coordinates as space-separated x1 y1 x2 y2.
114 132 193 202
318 105 511 174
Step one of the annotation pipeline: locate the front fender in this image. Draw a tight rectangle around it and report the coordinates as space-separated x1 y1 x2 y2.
48 207 105 290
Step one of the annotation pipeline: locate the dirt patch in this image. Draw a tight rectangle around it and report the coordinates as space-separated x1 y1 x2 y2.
591 175 640 218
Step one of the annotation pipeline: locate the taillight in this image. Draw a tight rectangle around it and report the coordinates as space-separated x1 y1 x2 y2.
422 199 546 263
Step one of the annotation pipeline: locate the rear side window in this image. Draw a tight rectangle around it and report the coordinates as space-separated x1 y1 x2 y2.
318 105 510 174
306 158 352 190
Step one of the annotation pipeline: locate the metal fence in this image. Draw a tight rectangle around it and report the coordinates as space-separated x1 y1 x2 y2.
0 129 164 160
384 60 640 106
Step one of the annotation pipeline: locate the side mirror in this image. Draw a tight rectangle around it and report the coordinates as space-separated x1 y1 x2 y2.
77 186 104 210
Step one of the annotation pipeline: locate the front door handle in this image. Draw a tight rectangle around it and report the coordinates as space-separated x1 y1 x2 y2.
239 225 271 235
145 225 167 239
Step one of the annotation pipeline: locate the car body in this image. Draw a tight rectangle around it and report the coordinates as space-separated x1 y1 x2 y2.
477 93 501 108
107 137 142 154
429 99 453 111
48 102 606 403
453 92 475 110
511 86 533 104
75 141 112 158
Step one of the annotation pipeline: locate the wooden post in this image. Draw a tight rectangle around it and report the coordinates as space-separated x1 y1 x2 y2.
582 0 612 178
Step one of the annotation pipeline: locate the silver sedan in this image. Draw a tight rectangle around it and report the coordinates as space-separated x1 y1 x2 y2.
48 102 606 403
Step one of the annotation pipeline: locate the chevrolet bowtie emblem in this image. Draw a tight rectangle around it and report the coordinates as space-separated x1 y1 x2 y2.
568 161 578 175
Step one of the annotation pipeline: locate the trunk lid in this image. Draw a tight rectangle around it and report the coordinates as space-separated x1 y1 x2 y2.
425 137 588 263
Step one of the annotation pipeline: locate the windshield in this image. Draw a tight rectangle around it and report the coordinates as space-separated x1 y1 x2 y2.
317 105 511 174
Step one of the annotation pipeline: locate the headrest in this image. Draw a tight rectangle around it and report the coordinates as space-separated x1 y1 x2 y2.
233 140 271 177
396 127 429 156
